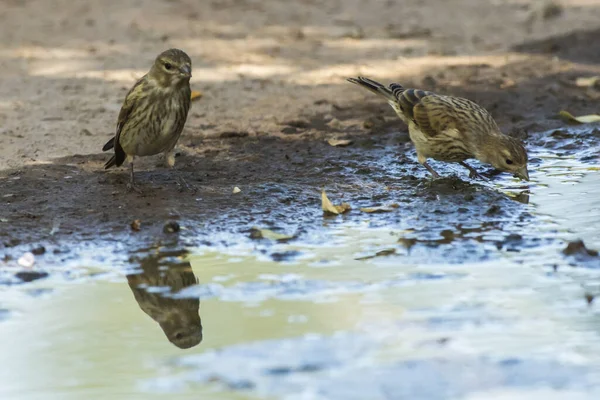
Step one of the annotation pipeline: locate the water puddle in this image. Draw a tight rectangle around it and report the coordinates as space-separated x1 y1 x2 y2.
1 134 600 399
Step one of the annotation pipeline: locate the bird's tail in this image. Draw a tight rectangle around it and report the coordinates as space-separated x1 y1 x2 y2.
102 136 126 169
102 137 115 151
347 76 400 102
105 155 117 169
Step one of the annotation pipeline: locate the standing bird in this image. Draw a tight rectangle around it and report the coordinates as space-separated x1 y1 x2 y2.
102 48 192 192
347 77 529 181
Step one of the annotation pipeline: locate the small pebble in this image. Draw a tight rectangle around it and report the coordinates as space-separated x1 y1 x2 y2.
233 186 241 194
31 246 46 255
130 219 141 231
17 252 35 268
585 293 595 305
163 221 180 234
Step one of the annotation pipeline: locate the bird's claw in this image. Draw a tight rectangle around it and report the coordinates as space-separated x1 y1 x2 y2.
127 182 143 194
468 170 487 180
176 176 197 193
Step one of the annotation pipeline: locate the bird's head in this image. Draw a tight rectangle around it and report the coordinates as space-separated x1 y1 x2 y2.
149 48 192 88
483 135 529 181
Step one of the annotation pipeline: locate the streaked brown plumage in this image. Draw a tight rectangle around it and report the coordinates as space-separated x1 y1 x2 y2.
102 48 192 191
347 76 529 181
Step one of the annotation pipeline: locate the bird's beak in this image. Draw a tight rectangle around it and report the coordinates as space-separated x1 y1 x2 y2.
179 65 192 78
515 166 529 181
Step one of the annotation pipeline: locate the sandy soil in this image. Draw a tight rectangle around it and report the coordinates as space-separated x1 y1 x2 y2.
2 0 600 262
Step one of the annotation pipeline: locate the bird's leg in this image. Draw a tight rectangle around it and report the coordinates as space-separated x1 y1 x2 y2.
126 158 143 194
164 150 176 168
422 161 441 179
165 149 197 193
459 161 486 180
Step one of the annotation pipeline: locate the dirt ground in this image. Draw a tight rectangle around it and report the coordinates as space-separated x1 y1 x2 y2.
2 0 600 266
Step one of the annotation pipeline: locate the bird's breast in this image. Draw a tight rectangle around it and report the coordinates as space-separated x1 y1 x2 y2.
121 93 188 157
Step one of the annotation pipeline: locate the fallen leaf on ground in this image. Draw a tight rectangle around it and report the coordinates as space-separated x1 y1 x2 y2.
249 228 295 242
355 248 396 260
190 90 203 101
575 76 599 87
327 139 353 147
321 190 351 215
500 78 516 89
359 204 399 213
558 110 600 124
326 118 343 130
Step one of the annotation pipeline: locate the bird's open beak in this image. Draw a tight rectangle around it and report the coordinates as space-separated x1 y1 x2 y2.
179 65 192 78
515 166 529 181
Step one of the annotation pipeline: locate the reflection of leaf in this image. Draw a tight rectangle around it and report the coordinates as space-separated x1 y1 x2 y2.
356 248 396 260
191 90 203 101
360 204 399 213
250 228 295 242
321 190 351 215
575 76 599 87
558 110 600 124
327 139 353 147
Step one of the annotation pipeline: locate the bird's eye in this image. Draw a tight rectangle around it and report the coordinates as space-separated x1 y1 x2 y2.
506 159 513 165
164 62 172 70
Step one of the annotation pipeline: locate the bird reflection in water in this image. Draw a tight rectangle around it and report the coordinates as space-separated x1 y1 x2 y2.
126 247 202 349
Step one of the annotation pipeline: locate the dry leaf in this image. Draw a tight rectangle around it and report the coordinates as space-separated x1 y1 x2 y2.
359 204 399 213
558 110 600 124
249 227 295 242
190 90 203 101
327 138 353 147
326 118 343 130
575 76 599 87
232 186 241 194
500 78 516 89
321 190 351 215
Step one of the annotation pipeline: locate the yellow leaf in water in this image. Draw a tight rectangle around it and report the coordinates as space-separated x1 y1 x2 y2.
359 204 399 213
558 110 600 124
250 227 295 242
191 90 203 101
575 76 600 87
327 139 353 147
321 190 351 215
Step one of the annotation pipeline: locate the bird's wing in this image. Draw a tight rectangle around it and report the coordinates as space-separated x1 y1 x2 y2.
389 86 448 137
392 86 493 138
412 95 463 138
110 76 148 167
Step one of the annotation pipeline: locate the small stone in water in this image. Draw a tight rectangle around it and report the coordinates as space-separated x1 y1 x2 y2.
163 221 180 234
17 252 35 268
